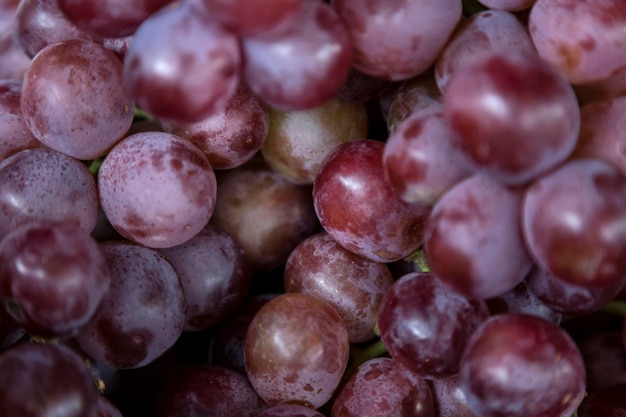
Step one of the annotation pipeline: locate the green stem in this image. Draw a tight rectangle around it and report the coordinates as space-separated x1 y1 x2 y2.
133 107 156 122
88 157 105 176
601 301 626 316
404 248 430 273
462 0 487 15
349 338 388 370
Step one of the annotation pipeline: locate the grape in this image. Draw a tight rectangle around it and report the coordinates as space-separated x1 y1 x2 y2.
525 266 624 315
571 96 626 178
21 39 134 160
199 0 302 36
241 0 352 111
102 35 132 60
0 27 31 80
0 342 99 417
284 232 394 343
210 293 277 373
424 174 533 299
336 67 392 103
386 68 442 134
331 0 462 81
435 9 535 95
161 82 269 170
431 374 478 417
522 158 626 290
0 79 42 162
377 272 490 379
578 383 626 417
459 313 586 417
262 97 369 185
313 139 430 263
383 105 474 206
259 404 326 417
0 148 99 239
76 241 186 369
529 0 626 84
0 221 109 339
57 0 174 38
123 1 240 123
210 155 318 271
244 293 349 408
331 357 436 417
98 131 217 249
486 280 562 324
153 365 268 417
159 224 252 331
15 0 94 58
443 50 580 185
578 331 626 394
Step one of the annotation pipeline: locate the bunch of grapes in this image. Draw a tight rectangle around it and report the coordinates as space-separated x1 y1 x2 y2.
2 0 626 416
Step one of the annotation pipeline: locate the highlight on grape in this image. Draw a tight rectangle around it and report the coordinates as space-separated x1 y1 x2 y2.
2 0 626 416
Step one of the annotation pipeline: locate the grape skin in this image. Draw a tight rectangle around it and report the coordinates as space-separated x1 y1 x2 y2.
98 131 217 249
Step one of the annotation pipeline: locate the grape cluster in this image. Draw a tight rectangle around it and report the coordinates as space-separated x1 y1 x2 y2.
2 0 626 416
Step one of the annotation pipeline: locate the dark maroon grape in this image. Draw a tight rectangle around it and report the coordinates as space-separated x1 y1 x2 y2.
443 50 580 185
285 232 394 343
0 221 109 338
210 155 318 271
377 272 490 379
241 0 352 111
0 148 99 239
244 293 349 408
154 365 268 417
123 1 240 123
331 357 436 417
76 241 186 369
21 39 134 160
459 313 586 417
313 139 430 263
331 0 462 81
98 131 217 249
0 342 99 417
578 331 626 394
57 0 174 38
161 82 269 170
578 383 626 417
159 225 252 331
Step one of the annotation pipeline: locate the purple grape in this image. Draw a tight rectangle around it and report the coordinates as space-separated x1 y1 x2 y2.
331 0 462 81
431 374 478 417
0 79 42 162
435 9 535 94
383 105 474 206
159 225 252 331
21 39 134 160
0 342 99 417
98 131 217 248
0 221 109 338
241 0 352 111
210 155 318 271
57 0 174 38
262 97 369 185
424 174 533 299
0 27 31 80
284 232 394 343
331 357 436 417
0 148 99 239
459 313 586 417
529 0 626 84
154 365 268 417
443 50 580 185
76 241 186 369
313 139 430 263
123 1 240 123
244 293 349 408
15 0 94 58
161 82 270 170
522 158 626 291
377 272 490 379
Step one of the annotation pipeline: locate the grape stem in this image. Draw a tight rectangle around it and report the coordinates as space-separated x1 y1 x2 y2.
601 301 626 316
